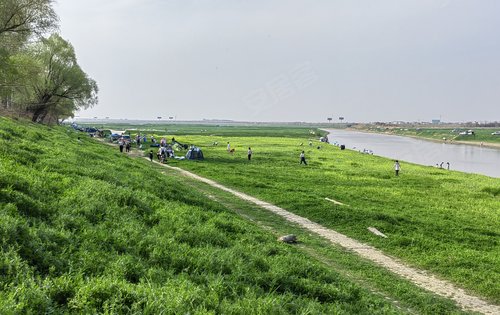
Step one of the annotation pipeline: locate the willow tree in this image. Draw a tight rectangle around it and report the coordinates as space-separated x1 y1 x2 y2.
26 34 98 123
0 0 58 109
0 0 57 37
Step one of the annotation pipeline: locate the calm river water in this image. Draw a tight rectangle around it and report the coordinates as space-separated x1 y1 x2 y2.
325 129 500 178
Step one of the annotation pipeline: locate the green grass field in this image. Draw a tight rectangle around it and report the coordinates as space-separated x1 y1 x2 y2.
79 122 321 138
145 130 500 303
2 117 498 313
2 117 473 314
363 127 500 144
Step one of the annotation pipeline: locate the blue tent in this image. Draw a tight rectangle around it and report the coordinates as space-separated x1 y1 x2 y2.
186 147 204 160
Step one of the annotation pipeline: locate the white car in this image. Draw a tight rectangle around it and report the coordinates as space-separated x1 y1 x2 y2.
459 130 475 136
492 131 500 135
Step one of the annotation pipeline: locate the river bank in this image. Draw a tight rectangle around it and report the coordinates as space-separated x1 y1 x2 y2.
348 128 500 149
324 128 500 178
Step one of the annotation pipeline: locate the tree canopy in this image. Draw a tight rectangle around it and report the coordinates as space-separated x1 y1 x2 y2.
0 0 57 36
0 0 97 123
26 34 98 122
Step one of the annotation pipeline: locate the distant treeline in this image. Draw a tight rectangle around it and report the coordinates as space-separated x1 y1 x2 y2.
0 0 98 124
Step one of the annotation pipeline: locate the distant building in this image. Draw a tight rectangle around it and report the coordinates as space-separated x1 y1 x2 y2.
432 119 441 125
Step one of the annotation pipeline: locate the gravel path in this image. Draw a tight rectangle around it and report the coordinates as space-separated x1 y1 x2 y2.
149 159 498 314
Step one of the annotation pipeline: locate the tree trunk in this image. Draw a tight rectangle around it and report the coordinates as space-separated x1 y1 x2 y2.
31 107 47 122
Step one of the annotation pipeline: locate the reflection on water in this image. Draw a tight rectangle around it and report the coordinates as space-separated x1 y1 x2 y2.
326 129 500 178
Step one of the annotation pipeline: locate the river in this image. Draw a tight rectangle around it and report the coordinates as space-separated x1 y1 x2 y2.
325 129 500 178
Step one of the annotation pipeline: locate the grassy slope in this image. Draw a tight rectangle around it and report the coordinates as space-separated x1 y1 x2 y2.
173 173 467 314
162 132 500 303
0 117 415 314
363 127 500 144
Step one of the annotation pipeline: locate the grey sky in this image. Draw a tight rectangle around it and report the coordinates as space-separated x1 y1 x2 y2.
55 0 500 122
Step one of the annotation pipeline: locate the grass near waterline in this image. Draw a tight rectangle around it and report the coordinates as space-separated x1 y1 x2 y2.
361 127 500 145
141 131 500 304
0 116 430 314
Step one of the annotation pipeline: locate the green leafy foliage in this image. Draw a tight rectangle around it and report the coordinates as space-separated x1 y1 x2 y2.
23 34 98 123
1 1 95 124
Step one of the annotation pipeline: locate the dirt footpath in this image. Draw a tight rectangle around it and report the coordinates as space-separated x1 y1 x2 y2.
151 159 499 315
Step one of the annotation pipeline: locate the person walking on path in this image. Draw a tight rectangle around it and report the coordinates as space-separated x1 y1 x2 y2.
248 147 253 161
157 147 162 161
119 140 124 153
300 151 307 165
394 160 401 176
149 150 154 162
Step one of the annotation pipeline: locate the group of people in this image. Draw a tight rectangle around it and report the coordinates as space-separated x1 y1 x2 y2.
226 142 253 161
394 160 452 176
118 138 132 153
135 134 147 148
121 135 408 177
118 133 150 153
113 132 186 164
154 143 175 163
437 162 450 170
301 142 401 177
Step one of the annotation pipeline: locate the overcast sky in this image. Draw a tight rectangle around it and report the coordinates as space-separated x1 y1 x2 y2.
55 0 499 122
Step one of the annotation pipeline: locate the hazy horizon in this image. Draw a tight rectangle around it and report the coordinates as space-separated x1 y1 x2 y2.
56 1 500 123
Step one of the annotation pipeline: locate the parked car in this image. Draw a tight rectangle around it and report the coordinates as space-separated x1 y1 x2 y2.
492 131 500 135
459 130 475 136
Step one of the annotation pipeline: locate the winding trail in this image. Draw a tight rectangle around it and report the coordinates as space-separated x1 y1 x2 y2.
146 158 498 314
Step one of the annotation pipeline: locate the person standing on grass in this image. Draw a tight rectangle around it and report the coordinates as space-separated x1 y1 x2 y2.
394 160 401 176
300 151 307 165
119 139 124 153
157 147 162 161
149 150 154 162
248 147 252 161
227 142 231 152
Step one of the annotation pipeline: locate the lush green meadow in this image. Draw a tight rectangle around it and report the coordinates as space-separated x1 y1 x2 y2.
363 127 500 145
0 117 433 314
80 122 318 138
152 130 500 303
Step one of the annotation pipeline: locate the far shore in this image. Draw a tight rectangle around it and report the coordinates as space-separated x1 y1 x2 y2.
323 128 500 150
